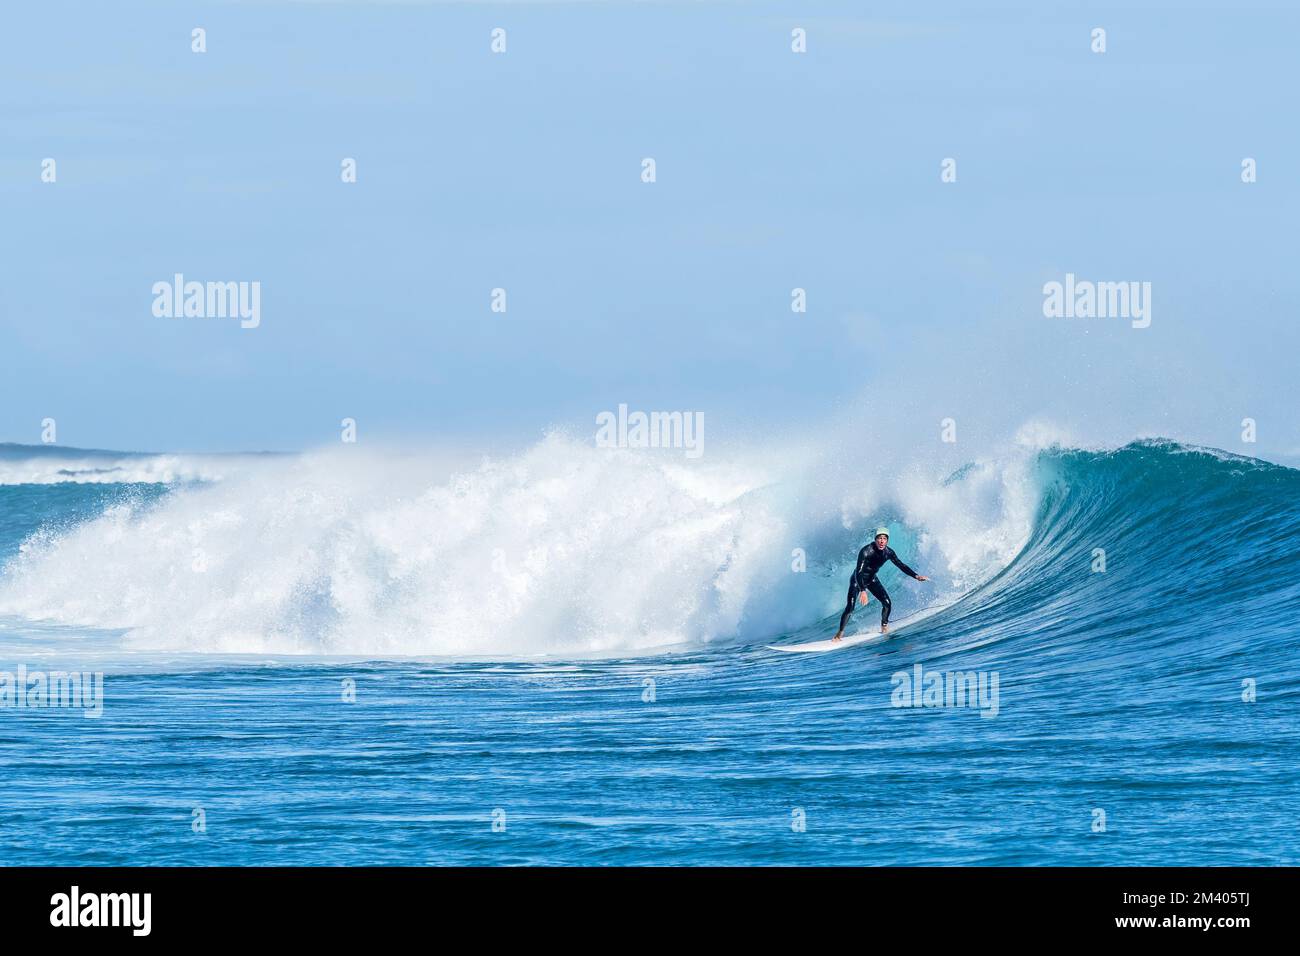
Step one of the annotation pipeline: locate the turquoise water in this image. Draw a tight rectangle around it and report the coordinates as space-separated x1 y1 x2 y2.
0 440 1296 864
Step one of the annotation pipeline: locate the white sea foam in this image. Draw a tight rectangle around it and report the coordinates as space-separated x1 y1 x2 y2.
0 433 1040 656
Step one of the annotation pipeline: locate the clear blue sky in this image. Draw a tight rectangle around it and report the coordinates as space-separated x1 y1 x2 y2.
2 0 1297 459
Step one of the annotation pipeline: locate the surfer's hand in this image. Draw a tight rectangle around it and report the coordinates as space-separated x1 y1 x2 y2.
858 591 868 604
916 575 929 582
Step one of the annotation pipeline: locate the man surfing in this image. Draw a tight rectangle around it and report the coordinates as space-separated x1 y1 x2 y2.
831 528 928 640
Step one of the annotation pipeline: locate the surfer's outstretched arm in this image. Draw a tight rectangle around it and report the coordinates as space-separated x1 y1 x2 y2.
888 549 928 581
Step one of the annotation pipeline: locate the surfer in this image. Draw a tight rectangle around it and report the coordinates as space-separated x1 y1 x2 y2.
832 528 928 640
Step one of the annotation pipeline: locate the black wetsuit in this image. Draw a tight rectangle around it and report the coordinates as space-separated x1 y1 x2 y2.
838 544 920 631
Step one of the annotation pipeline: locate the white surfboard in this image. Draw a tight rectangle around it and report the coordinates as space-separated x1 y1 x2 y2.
767 604 941 654
767 631 883 653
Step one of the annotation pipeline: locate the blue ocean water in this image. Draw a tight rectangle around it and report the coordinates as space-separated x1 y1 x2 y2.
0 439 1296 865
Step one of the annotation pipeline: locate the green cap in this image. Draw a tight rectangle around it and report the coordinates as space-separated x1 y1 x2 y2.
874 527 890 539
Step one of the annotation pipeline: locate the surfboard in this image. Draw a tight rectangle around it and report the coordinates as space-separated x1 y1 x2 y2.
767 603 942 654
766 632 884 653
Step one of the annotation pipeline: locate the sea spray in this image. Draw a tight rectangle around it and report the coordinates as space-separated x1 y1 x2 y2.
0 434 1044 656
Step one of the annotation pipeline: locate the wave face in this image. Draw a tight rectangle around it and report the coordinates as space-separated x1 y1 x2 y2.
0 437 1296 661
925 440 1300 660
904 437 1300 712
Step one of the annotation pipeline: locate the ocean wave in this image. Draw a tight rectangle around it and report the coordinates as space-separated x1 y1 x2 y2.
0 443 265 486
0 434 1295 660
0 431 1033 655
